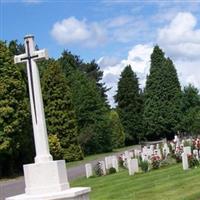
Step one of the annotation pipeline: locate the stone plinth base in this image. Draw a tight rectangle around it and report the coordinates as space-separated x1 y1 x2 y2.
23 160 70 195
6 187 91 200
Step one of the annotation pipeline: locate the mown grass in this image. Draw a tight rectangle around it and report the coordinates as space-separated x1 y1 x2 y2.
71 164 200 200
66 145 138 168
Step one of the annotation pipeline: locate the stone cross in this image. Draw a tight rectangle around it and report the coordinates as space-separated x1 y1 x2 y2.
14 35 52 163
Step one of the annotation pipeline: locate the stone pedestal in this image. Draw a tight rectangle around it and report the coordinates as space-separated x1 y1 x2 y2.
6 187 91 200
6 160 91 200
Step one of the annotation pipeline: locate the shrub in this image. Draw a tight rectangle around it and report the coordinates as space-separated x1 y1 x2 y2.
140 160 149 173
109 167 116 174
94 162 104 176
188 154 200 168
118 155 124 168
151 155 161 169
160 156 176 167
48 134 63 160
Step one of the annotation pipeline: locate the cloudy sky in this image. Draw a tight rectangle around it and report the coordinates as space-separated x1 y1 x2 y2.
1 0 200 106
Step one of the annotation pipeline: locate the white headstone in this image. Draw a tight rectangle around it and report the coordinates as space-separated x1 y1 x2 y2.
7 35 91 200
132 159 139 173
99 161 106 175
127 159 135 175
85 163 93 178
105 156 112 169
182 152 189 170
183 146 191 155
111 156 119 172
193 150 199 160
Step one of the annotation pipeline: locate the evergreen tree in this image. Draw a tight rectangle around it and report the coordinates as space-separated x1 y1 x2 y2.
143 46 181 140
109 110 125 148
69 70 112 155
115 65 143 145
41 61 83 161
82 60 110 107
180 85 200 135
0 41 33 176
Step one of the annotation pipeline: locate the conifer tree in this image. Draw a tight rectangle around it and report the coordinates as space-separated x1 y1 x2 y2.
143 46 181 140
0 41 33 176
69 70 112 155
115 65 143 145
109 110 125 148
41 61 83 161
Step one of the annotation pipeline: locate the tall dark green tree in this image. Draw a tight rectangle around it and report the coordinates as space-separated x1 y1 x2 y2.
115 65 143 145
0 41 33 176
69 70 112 155
180 85 200 135
59 51 113 155
41 61 83 161
143 45 181 140
82 60 110 107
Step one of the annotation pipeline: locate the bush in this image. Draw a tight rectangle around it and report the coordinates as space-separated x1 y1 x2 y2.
151 155 161 169
94 162 104 176
108 167 116 174
188 154 200 168
140 160 149 173
160 156 176 167
118 155 125 168
48 134 63 160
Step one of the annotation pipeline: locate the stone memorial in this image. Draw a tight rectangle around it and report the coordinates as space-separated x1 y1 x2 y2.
182 152 189 170
127 159 135 175
85 163 93 178
132 159 139 173
7 35 91 200
99 161 106 175
183 146 192 155
111 156 119 172
105 156 112 169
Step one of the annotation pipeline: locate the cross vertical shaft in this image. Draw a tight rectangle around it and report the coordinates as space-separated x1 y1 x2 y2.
14 35 52 163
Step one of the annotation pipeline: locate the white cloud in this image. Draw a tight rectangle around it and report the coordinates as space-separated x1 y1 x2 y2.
99 44 153 106
51 17 106 47
158 12 200 60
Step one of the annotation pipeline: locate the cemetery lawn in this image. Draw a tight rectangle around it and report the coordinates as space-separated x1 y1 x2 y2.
71 164 200 200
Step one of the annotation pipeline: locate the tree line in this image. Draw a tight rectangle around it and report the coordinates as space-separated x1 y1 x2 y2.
0 41 200 177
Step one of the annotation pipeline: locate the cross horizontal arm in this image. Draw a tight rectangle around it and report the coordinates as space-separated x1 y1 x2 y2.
33 49 48 61
14 53 27 64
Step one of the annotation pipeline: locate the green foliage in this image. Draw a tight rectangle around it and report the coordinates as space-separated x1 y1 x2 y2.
48 134 63 160
108 167 117 174
41 61 83 161
60 55 113 155
109 110 125 148
115 65 143 145
180 85 200 135
0 41 33 176
140 160 149 172
143 46 182 140
188 154 199 168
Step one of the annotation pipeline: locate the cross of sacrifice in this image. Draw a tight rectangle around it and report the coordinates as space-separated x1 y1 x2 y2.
14 35 52 163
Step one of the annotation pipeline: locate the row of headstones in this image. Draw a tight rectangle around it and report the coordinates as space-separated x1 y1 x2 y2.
182 146 200 170
85 153 140 178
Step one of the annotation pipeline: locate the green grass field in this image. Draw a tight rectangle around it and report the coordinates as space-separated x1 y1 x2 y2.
71 164 200 200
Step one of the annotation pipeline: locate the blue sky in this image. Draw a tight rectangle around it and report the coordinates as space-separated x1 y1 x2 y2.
1 0 200 106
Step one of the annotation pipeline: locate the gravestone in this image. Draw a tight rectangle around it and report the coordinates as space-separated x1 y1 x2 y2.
127 159 135 175
132 159 139 173
105 156 112 169
182 152 189 170
6 35 91 200
85 163 93 178
183 146 192 155
99 161 106 175
193 150 199 160
111 156 119 172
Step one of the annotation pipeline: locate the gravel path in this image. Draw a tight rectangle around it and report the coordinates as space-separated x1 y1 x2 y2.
0 145 140 200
